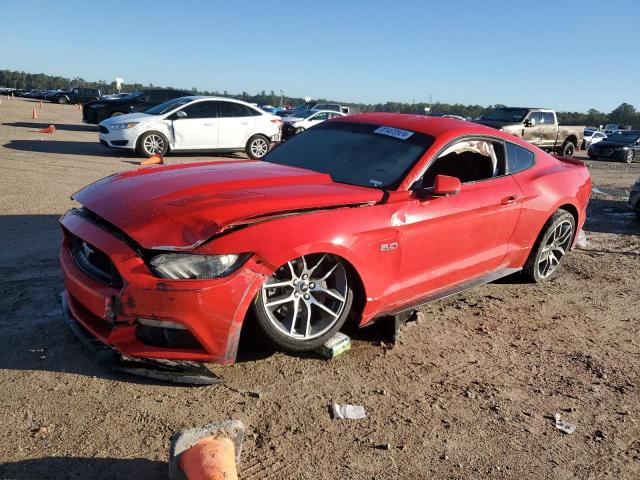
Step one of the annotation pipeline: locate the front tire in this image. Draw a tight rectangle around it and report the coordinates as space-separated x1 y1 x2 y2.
523 210 575 283
254 253 353 352
136 131 169 158
246 135 270 159
624 150 634 164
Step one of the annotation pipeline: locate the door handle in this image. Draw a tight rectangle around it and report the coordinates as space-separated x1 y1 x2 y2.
240 121 249 125
204 123 214 126
501 195 523 205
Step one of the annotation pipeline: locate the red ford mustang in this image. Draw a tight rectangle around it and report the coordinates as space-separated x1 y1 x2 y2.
60 114 591 364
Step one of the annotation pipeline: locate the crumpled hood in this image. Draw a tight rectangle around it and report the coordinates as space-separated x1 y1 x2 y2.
73 161 383 249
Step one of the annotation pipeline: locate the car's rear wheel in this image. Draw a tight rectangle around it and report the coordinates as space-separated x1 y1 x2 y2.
57 96 67 104
561 141 575 157
254 253 353 351
246 135 270 159
523 210 575 283
136 131 169 158
625 150 634 164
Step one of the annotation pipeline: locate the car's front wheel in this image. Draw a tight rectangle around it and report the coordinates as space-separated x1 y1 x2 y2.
624 150 634 164
254 253 353 351
295 127 305 135
136 131 169 158
246 135 270 159
523 210 575 283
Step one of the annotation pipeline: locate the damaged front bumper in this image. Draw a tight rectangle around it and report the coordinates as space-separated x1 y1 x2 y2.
59 209 267 367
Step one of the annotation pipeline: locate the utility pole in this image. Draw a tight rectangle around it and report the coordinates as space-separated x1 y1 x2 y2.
279 89 285 107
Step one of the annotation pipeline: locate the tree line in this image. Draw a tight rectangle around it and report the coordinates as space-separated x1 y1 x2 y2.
1 69 637 128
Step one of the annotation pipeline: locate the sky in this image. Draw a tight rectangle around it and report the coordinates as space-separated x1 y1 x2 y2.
1 0 638 112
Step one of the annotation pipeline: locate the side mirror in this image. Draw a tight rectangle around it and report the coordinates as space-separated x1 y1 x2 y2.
525 118 536 127
433 175 462 196
176 110 187 119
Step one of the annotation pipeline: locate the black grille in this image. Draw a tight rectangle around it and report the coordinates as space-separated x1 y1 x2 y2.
99 125 109 134
70 234 123 288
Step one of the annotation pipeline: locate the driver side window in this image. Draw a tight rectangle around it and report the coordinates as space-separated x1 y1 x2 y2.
420 139 506 189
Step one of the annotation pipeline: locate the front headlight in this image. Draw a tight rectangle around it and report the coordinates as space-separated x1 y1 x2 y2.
110 122 139 130
149 253 250 279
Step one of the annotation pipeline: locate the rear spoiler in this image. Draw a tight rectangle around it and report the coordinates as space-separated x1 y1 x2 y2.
553 155 585 166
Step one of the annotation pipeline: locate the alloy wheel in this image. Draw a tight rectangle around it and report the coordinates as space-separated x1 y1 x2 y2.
260 254 348 340
537 220 573 279
250 137 269 158
143 134 165 155
626 150 634 163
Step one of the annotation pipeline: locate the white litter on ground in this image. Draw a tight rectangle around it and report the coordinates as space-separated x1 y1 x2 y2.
331 404 366 420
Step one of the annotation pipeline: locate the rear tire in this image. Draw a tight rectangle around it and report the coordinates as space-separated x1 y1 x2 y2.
136 131 169 158
57 96 67 104
523 210 575 283
246 134 270 159
561 141 575 157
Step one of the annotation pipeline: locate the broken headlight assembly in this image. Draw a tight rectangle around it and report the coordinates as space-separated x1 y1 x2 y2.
149 253 250 280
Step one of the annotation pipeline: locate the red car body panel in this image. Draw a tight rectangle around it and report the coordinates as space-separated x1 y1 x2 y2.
60 113 591 364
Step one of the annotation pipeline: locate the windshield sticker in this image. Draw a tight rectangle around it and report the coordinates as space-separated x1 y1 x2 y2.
369 179 383 187
374 126 414 140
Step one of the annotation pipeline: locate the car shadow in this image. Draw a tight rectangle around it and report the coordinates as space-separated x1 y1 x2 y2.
585 197 639 236
3 121 97 132
3 139 124 157
0 456 166 480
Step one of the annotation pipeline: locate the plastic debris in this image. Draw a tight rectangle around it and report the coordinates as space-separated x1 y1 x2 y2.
576 229 588 249
331 403 366 420
315 332 351 359
554 413 576 434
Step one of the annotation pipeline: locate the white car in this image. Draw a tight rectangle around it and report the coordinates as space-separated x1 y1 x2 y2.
282 109 345 138
98 96 282 159
583 130 607 149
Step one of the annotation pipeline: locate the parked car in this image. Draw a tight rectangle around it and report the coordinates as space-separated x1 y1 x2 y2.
98 96 282 159
604 124 620 135
588 130 640 163
83 89 189 124
476 107 584 157
282 109 345 138
582 130 607 149
60 114 590 364
48 87 101 104
288 101 351 114
629 177 640 218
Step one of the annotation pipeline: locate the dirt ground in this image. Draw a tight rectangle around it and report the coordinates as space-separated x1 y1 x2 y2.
1 98 639 479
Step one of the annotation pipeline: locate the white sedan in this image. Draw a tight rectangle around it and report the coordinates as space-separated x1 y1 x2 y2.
282 109 345 138
98 96 282 159
583 130 607 149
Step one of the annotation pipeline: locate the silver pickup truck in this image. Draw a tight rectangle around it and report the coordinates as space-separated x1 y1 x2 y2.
476 107 584 157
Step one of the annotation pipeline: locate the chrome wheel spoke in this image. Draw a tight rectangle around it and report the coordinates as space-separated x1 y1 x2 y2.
315 286 345 302
310 298 339 318
265 294 293 308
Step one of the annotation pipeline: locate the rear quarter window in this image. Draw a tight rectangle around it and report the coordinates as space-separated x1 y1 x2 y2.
506 142 535 173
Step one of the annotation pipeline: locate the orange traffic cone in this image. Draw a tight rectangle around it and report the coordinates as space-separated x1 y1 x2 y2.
39 100 43 108
179 437 238 480
32 108 38 119
39 125 56 134
170 420 244 480
141 154 164 165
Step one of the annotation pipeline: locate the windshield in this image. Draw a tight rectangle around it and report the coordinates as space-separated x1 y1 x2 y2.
118 91 143 101
145 97 192 115
262 122 434 189
482 108 529 122
295 102 316 110
603 131 640 143
288 110 315 119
